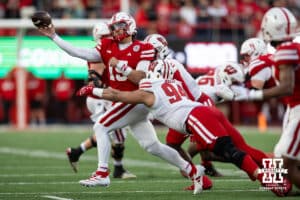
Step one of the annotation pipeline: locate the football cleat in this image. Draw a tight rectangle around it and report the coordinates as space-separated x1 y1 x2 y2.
113 165 137 179
192 165 205 195
79 171 110 187
184 175 213 191
66 147 81 173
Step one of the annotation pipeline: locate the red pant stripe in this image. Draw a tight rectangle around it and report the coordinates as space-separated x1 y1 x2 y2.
287 122 300 155
102 105 136 127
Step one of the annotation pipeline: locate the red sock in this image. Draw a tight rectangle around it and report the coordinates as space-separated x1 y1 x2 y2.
240 155 259 181
96 170 109 177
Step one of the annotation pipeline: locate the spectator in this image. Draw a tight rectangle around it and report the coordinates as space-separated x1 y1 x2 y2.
51 72 75 123
175 17 195 39
179 0 197 26
134 0 156 39
0 71 16 124
207 0 228 19
27 72 47 126
196 0 210 23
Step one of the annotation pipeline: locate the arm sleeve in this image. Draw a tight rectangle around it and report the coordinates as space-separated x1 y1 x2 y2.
52 34 102 62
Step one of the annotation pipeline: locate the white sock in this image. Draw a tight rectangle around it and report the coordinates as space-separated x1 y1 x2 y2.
80 143 86 152
94 125 111 172
113 160 122 166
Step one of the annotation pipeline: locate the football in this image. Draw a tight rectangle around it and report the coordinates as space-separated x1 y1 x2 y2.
31 11 52 28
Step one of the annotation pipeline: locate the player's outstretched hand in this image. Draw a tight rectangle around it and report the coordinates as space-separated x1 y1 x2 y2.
31 11 56 38
230 85 250 101
76 85 94 96
215 84 234 101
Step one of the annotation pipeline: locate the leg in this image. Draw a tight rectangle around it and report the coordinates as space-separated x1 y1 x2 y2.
275 106 300 190
110 127 136 179
79 103 149 187
130 119 207 194
218 108 269 167
166 128 192 162
66 134 97 172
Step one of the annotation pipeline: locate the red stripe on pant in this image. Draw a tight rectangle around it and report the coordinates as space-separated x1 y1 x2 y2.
99 104 136 127
287 122 300 156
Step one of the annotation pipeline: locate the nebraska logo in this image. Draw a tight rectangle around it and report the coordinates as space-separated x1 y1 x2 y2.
259 158 288 184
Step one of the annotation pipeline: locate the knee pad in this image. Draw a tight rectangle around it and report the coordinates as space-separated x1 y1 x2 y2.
111 144 124 160
213 136 246 168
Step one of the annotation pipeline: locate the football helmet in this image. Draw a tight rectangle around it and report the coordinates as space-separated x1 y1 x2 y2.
261 7 298 42
92 22 111 42
109 12 137 41
240 38 267 60
215 62 245 86
144 34 170 59
147 60 175 80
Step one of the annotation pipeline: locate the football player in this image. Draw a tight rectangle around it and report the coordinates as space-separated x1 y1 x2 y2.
66 22 136 179
36 12 206 194
232 7 300 189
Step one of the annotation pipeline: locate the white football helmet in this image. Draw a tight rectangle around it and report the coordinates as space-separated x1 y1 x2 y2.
144 34 170 59
215 62 245 86
261 7 298 42
92 22 111 42
240 38 267 60
147 60 175 80
109 12 137 41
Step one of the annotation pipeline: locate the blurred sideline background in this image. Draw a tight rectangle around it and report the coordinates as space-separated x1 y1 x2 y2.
0 0 299 130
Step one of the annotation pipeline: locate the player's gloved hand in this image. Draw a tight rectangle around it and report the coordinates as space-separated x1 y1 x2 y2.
215 84 234 101
76 85 94 96
231 85 263 101
110 57 132 76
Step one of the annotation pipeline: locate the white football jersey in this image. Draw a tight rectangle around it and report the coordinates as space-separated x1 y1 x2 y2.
143 58 203 101
139 78 201 133
167 58 203 101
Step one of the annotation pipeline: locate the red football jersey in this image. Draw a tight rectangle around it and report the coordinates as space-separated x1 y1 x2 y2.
0 79 16 101
273 42 300 107
27 78 46 100
96 38 155 91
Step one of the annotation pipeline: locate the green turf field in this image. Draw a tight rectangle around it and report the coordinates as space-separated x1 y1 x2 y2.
0 126 299 200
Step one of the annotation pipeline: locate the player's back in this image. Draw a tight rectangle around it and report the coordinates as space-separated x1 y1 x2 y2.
96 38 155 91
139 78 201 133
274 41 300 107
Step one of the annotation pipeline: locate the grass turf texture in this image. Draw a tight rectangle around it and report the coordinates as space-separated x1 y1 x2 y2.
0 126 299 200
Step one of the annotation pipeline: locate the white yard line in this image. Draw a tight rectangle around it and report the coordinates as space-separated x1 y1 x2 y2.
0 147 175 170
42 195 73 200
0 179 249 186
0 189 265 196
